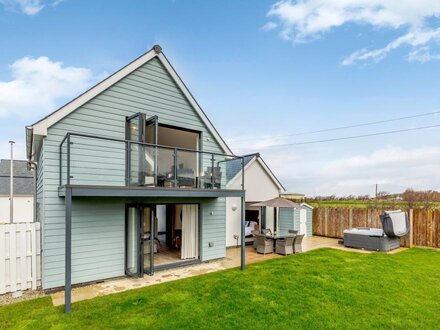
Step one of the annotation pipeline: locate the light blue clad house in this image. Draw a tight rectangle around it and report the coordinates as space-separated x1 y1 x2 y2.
25 45 247 312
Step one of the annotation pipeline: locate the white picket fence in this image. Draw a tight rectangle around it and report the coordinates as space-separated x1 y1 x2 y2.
0 223 41 294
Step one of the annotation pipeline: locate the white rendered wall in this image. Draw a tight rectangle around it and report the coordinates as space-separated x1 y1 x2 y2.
0 196 34 223
226 160 281 247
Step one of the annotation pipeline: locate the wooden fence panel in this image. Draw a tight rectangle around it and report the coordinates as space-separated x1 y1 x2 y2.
0 223 41 294
310 207 440 248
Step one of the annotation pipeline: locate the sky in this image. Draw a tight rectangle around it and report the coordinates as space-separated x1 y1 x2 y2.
0 0 440 196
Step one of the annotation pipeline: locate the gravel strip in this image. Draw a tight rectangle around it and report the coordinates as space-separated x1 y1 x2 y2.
0 290 45 306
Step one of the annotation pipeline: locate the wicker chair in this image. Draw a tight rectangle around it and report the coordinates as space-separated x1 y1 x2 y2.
252 230 260 249
144 239 158 254
256 234 273 255
293 234 305 253
275 235 295 255
288 230 298 235
262 228 272 236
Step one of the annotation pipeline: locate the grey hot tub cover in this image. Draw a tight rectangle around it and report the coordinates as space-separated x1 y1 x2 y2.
380 210 409 238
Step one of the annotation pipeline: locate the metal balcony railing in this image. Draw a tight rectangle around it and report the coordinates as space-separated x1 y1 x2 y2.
59 132 245 190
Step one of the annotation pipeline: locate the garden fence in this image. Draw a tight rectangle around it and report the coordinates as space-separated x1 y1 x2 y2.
0 222 41 294
313 208 440 248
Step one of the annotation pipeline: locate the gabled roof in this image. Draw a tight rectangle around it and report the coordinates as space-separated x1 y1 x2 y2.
226 154 285 192
26 45 232 161
226 155 254 182
0 159 34 195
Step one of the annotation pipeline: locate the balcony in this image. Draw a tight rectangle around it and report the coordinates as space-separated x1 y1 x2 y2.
58 133 245 198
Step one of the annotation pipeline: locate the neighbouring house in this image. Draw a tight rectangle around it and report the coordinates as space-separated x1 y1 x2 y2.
0 159 34 223
225 154 285 247
25 45 248 303
280 192 306 202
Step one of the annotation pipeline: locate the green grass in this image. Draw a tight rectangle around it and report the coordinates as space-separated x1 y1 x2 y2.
1 248 440 329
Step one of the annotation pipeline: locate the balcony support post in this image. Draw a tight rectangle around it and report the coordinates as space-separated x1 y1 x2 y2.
66 134 71 185
64 186 72 313
173 148 178 188
240 157 246 271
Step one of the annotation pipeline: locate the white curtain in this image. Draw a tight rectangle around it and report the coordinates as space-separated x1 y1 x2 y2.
181 205 199 259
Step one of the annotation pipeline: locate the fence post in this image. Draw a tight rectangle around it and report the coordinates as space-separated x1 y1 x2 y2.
409 209 414 248
348 208 353 229
324 208 328 237
0 225 6 294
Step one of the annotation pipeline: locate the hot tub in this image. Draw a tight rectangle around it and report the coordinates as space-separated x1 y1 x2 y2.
343 227 400 251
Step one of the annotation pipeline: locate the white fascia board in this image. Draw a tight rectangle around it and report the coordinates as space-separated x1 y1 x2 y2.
156 53 232 155
27 47 233 161
301 202 314 210
30 49 158 136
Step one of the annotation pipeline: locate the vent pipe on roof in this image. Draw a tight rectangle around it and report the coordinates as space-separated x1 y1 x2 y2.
9 141 15 224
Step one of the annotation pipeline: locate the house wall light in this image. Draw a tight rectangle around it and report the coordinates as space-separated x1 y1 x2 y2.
231 205 238 212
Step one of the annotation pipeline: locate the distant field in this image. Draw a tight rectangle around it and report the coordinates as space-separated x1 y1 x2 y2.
307 200 440 209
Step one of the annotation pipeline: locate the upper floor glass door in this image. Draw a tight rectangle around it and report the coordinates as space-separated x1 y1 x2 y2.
126 113 158 186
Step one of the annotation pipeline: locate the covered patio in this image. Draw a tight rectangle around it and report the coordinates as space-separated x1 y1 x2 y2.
51 236 388 306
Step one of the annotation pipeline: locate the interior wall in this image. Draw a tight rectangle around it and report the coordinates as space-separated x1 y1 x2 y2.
225 159 281 247
157 126 199 176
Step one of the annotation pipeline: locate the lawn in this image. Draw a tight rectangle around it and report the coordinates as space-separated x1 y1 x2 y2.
1 248 440 329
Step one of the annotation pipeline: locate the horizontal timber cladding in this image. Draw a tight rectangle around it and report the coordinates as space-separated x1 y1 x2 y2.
41 57 228 289
278 208 294 235
41 197 225 288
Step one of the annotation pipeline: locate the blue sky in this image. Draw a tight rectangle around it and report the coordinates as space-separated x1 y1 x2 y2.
1 0 440 196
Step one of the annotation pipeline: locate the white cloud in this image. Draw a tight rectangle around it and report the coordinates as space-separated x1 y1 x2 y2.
261 21 278 31
407 45 440 63
266 0 440 64
0 141 26 160
342 27 440 65
303 146 440 196
321 146 440 176
232 140 440 196
0 56 104 118
0 0 63 15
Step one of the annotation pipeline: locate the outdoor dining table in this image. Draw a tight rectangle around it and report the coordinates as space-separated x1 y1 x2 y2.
264 234 292 248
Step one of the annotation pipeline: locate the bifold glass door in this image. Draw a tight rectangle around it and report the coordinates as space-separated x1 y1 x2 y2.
125 204 154 277
126 113 145 186
126 113 158 186
143 206 155 276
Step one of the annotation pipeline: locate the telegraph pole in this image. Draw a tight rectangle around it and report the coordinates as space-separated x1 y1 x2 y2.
375 184 378 198
9 141 15 223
